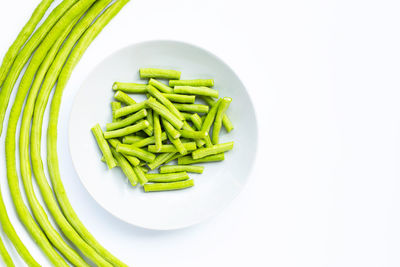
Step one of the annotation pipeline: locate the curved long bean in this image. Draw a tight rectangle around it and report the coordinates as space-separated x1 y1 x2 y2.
0 234 13 267
45 1 130 266
0 0 78 135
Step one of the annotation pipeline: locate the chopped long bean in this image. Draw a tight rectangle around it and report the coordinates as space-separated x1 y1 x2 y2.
182 120 205 147
212 97 232 144
162 118 181 139
140 68 181 80
147 84 185 120
169 79 214 87
114 101 147 118
149 78 173 93
114 90 136 105
174 86 219 98
112 82 147 93
146 98 183 129
202 96 234 132
116 144 156 162
133 166 148 185
167 133 187 155
201 99 221 133
106 109 147 131
123 135 144 144
144 180 194 192
174 103 209 113
160 165 204 174
192 142 234 159
145 172 189 183
178 153 225 164
111 101 121 122
104 120 149 139
131 132 167 148
148 142 197 153
111 148 138 186
92 124 117 169
162 93 195 103
148 152 176 170
179 129 208 139
153 111 162 152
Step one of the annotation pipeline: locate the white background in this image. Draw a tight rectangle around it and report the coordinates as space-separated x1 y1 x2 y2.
1 0 400 266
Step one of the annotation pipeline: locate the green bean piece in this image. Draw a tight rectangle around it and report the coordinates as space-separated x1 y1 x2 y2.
147 108 154 128
182 120 205 147
101 156 119 166
140 68 181 80
112 82 148 93
169 79 214 87
136 131 148 137
111 148 138 186
181 112 194 120
93 124 118 169
212 97 232 144
104 120 149 139
146 98 184 129
180 129 208 139
164 153 184 164
140 166 149 173
162 118 181 139
148 142 197 153
147 84 185 120
174 86 219 98
40 1 130 266
133 166 148 185
114 90 136 105
116 144 156 163
149 78 174 93
114 101 147 118
131 132 167 148
148 152 177 170
201 99 222 133
106 109 147 131
161 93 195 103
153 111 163 152
178 153 225 165
123 135 145 144
144 180 194 192
0 0 79 136
202 96 234 132
145 172 189 183
167 133 187 155
160 165 204 174
109 139 141 167
174 103 209 113
138 119 154 136
111 101 122 122
192 142 234 159
190 113 203 130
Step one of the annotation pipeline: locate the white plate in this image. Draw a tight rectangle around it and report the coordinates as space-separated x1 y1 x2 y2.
69 40 258 230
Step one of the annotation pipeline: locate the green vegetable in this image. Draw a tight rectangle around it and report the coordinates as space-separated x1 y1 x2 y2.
178 153 225 165
133 166 148 185
104 120 149 139
179 129 208 139
169 79 214 87
182 120 205 148
162 93 195 103
153 111 163 152
173 103 209 113
106 109 147 131
201 99 221 132
202 96 234 132
112 82 148 93
146 98 184 129
190 113 203 130
149 78 173 93
92 124 117 169
145 172 189 183
114 101 147 118
117 144 156 162
212 97 232 144
144 180 194 192
111 101 122 122
174 86 219 98
114 90 136 105
148 142 197 153
130 132 167 148
123 135 144 144
140 68 181 80
0 235 13 267
192 142 234 159
160 165 204 174
181 112 195 120
162 118 181 139
148 152 176 170
147 84 185 120
111 148 138 186
167 133 187 155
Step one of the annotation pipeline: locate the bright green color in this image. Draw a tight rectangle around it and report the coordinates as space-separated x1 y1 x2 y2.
106 109 147 131
182 120 205 148
178 153 225 165
123 135 144 144
112 82 148 93
149 78 173 93
104 120 149 139
202 96 234 132
174 103 209 113
174 86 219 98
148 142 197 153
117 144 156 162
144 180 194 192
147 84 185 120
160 165 204 174
180 129 208 139
131 132 167 148
212 97 232 144
167 133 187 155
111 148 138 186
145 172 189 183
153 111 163 152
114 90 136 105
201 98 221 133
114 101 147 118
111 101 122 122
169 79 214 87
162 93 195 103
162 118 181 139
146 98 184 129
192 142 234 159
133 166 148 185
140 68 181 80
148 152 176 170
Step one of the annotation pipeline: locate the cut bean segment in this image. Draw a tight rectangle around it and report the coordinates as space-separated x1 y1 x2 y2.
147 85 185 120
169 79 214 87
179 129 208 139
111 148 138 186
114 101 147 118
145 172 189 183
111 102 121 122
148 152 176 170
167 133 187 155
178 153 225 165
162 118 181 139
149 78 173 93
112 82 147 93
162 93 195 103
114 90 136 105
104 120 149 139
147 142 197 153
160 165 204 174
133 166 148 185
174 86 218 98
146 98 183 129
131 132 167 148
192 142 234 159
144 180 194 192
123 135 144 144
106 109 147 131
92 124 116 169
153 111 162 152
116 144 156 163
202 96 234 132
174 103 209 113
212 97 232 144
140 68 181 80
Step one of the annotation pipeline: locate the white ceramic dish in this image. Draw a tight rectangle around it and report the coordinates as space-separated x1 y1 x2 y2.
69 40 258 230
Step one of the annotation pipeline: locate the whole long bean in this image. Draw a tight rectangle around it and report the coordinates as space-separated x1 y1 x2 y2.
202 96 234 132
140 68 181 80
178 153 225 164
0 0 78 135
104 119 149 139
174 86 219 98
148 142 197 153
114 90 136 105
174 103 209 113
29 1 129 266
106 109 147 131
146 98 184 129
149 78 173 93
160 165 204 174
144 180 194 192
111 148 138 186
192 142 234 159
112 82 148 93
0 234 13 267
169 79 214 87
145 172 189 183
6 0 102 265
212 97 232 144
